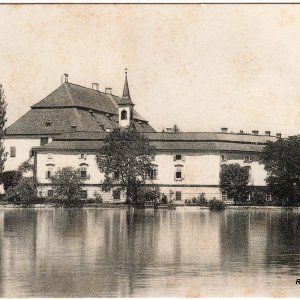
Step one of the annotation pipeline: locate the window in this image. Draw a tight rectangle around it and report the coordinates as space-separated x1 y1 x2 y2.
244 155 251 163
48 153 53 159
80 190 88 200
266 193 272 202
221 155 227 162
29 149 34 157
174 154 184 161
80 166 88 179
222 192 227 201
47 190 54 198
121 110 127 120
175 191 182 201
113 190 121 200
40 137 49 146
46 169 52 179
45 121 52 127
148 168 158 180
175 165 183 180
10 146 16 157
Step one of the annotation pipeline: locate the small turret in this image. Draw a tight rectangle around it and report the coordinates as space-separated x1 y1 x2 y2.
119 69 134 128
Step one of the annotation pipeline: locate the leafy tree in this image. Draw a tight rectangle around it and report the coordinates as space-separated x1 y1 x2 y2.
51 167 84 201
0 84 7 174
96 128 156 203
220 163 250 204
260 135 300 205
5 176 37 203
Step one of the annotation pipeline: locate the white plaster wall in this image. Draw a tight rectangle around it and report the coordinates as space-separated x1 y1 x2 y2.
37 152 104 184
118 107 131 128
37 185 126 202
153 154 220 185
3 138 41 171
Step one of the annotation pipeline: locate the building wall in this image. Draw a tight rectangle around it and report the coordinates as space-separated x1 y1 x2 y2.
36 150 268 203
3 137 41 171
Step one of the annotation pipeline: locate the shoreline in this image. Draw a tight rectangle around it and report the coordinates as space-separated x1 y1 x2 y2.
0 202 299 210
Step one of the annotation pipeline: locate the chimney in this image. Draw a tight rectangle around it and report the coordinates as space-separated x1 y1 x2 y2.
252 130 259 135
64 73 68 83
265 131 271 136
92 83 99 91
276 133 282 138
105 87 112 94
221 127 228 134
71 125 76 133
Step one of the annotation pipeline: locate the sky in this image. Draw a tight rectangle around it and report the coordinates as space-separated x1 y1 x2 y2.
0 4 300 136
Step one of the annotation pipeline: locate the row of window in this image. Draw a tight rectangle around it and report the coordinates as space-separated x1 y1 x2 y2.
46 166 89 179
221 192 272 201
221 155 252 163
47 189 121 201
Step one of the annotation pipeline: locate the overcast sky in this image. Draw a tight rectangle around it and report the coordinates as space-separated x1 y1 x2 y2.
0 4 299 136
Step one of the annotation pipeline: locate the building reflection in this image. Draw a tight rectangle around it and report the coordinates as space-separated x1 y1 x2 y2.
2 208 300 297
265 210 300 271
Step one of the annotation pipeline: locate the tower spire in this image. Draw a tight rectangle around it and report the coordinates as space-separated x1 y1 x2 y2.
120 68 134 106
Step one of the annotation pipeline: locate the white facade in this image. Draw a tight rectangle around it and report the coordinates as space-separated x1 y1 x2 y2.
35 150 268 203
3 137 41 171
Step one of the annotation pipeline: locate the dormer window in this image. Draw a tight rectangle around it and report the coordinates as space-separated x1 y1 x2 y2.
45 121 52 127
244 155 251 163
221 155 227 162
121 110 127 120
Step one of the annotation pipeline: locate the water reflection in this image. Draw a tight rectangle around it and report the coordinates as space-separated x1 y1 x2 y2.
0 208 300 297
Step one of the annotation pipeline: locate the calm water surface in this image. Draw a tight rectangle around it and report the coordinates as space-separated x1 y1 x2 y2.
0 207 300 297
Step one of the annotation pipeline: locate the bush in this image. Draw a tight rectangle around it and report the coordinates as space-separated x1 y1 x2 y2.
197 193 208 206
161 193 168 204
93 192 103 203
208 198 226 211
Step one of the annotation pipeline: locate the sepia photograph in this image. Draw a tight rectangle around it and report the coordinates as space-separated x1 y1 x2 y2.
0 2 300 297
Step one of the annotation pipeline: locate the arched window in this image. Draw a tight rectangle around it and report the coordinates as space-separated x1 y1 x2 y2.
121 110 127 120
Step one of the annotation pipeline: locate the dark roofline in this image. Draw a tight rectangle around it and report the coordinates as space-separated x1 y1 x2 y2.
31 105 149 123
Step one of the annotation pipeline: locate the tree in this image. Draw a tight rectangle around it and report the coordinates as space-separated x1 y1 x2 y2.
220 163 250 204
5 176 37 203
51 167 84 201
96 128 156 203
260 135 300 205
0 84 7 174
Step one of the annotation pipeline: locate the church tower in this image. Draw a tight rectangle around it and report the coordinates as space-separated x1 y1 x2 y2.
119 69 135 128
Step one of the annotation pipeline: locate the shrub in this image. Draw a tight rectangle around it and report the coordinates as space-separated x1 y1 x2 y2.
197 193 208 206
93 192 103 203
208 198 226 211
161 193 168 204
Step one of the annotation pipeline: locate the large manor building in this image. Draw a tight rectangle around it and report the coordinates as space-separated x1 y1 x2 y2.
4 73 278 203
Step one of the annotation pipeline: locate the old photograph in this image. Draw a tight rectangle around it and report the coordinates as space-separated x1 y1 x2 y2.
0 3 299 297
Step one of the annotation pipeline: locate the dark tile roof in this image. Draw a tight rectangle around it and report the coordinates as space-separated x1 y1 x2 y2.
36 131 277 153
31 83 143 119
6 82 155 136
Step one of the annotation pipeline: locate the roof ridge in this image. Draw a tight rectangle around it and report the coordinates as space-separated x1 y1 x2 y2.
68 82 121 99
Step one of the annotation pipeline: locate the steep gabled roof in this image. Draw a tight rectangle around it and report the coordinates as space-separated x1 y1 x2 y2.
31 82 141 118
5 81 155 136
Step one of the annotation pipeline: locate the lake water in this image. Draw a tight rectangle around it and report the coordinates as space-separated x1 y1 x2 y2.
0 207 300 297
